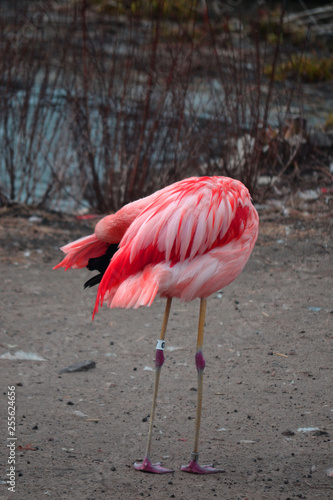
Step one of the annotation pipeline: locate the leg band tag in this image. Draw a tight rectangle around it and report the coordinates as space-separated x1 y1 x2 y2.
156 340 166 350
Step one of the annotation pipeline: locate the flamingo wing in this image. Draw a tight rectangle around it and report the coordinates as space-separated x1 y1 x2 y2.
122 177 238 262
94 177 252 314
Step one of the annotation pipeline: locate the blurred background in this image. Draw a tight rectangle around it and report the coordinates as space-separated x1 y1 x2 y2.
0 0 332 213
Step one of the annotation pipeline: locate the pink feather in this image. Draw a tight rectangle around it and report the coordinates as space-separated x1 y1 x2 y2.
55 176 259 317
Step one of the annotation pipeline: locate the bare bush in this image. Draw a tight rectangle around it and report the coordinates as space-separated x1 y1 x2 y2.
0 1 311 212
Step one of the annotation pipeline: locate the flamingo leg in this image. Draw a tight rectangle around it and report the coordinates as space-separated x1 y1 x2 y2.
181 298 222 474
134 297 174 473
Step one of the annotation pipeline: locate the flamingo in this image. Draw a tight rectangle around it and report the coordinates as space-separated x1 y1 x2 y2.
54 176 259 474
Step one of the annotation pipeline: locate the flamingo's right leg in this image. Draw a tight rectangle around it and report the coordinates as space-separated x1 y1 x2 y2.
181 298 223 474
133 297 174 474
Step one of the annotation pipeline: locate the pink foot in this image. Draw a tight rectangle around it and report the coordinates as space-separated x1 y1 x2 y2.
133 457 174 474
180 459 223 474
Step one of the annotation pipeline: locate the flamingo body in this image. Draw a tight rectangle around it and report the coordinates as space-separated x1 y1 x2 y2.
55 176 258 314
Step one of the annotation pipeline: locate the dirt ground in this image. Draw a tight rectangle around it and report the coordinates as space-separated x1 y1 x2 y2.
0 195 332 500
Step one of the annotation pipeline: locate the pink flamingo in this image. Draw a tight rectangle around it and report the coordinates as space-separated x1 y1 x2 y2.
54 176 259 474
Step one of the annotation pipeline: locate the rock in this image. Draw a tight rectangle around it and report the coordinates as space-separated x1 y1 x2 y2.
59 360 96 374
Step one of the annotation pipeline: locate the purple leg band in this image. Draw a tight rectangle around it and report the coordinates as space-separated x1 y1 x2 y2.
195 351 206 371
155 349 164 368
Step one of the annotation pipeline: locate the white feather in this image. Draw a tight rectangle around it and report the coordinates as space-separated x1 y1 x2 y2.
190 210 207 259
179 209 195 261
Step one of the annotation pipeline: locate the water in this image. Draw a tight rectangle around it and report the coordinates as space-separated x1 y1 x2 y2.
1 74 330 212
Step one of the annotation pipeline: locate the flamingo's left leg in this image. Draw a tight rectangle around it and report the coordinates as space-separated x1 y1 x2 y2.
181 298 222 474
134 297 174 473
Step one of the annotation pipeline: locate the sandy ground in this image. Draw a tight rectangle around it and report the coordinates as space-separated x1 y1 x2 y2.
0 199 332 500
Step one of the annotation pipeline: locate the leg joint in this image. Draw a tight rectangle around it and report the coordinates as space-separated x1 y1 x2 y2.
195 351 205 371
155 349 164 368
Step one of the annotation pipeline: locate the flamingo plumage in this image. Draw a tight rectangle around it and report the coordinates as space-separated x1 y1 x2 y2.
54 176 259 474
